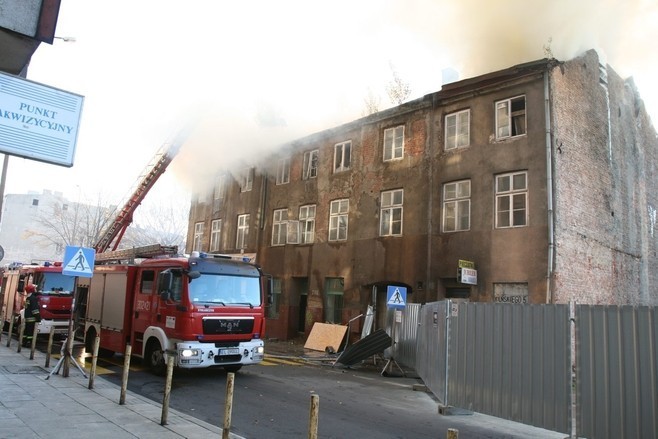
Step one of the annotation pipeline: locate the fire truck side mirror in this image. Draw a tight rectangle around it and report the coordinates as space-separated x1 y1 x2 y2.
17 278 25 293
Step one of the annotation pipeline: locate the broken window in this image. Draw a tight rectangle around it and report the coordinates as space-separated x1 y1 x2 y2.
302 150 318 180
495 96 526 139
334 141 352 173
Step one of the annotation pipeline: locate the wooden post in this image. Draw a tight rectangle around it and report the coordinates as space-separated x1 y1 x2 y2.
6 314 15 347
222 372 235 439
16 318 25 353
45 327 55 368
0 307 4 343
119 344 132 405
29 322 38 359
62 317 75 377
88 333 100 389
308 393 319 439
447 428 459 439
161 355 175 425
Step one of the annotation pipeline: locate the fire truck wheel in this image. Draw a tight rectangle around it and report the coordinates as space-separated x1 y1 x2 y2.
145 339 166 376
224 365 242 373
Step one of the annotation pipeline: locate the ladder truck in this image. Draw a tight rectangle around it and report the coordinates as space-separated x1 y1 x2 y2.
93 127 191 254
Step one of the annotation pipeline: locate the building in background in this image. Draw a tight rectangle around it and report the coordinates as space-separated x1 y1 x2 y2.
186 49 658 341
1 190 76 264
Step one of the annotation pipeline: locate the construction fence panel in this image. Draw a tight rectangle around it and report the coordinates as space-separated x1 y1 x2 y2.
446 302 571 434
414 301 449 405
385 303 421 370
576 305 658 439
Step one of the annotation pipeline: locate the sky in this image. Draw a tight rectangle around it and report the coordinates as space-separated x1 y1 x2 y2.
3 0 658 224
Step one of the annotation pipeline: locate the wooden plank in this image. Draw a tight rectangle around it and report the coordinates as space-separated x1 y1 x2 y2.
304 322 348 352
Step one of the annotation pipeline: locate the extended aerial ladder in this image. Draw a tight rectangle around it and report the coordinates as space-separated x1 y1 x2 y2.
93 126 194 255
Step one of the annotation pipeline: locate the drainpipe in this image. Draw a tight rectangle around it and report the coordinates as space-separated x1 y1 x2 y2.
425 95 437 300
544 71 555 304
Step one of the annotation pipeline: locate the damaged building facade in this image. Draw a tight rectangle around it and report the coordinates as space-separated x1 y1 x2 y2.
186 50 658 341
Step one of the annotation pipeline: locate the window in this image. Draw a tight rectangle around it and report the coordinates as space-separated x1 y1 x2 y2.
445 109 470 150
139 270 155 294
268 278 282 319
214 174 225 200
383 125 404 161
272 209 288 246
62 204 68 211
380 189 403 236
496 96 526 139
210 219 222 252
324 277 344 324
334 141 352 173
302 150 318 180
299 205 316 244
241 168 253 192
276 157 290 185
236 214 250 249
32 198 39 206
443 180 471 232
329 199 349 241
495 171 527 228
193 222 204 251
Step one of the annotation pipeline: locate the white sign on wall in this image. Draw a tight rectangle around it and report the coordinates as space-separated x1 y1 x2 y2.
460 268 478 285
0 71 84 167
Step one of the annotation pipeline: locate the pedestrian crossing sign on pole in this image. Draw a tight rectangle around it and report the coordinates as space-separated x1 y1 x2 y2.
62 246 95 278
386 285 407 309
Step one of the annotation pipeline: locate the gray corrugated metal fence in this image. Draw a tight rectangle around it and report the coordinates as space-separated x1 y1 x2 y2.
385 303 421 369
576 305 658 439
414 302 448 404
447 302 571 433
403 301 658 438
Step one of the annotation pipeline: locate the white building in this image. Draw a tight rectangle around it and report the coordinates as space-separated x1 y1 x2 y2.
0 190 71 265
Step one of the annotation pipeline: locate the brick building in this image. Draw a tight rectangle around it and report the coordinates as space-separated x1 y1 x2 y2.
186 49 658 341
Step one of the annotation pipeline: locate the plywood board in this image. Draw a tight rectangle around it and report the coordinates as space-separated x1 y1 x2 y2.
304 322 348 352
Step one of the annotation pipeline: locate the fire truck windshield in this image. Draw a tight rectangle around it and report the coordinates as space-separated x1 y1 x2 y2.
189 274 261 306
38 273 75 295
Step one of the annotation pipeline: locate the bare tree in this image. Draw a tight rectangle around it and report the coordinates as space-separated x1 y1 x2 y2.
386 62 411 106
543 37 554 60
120 198 188 250
26 194 114 251
26 192 187 254
362 87 381 116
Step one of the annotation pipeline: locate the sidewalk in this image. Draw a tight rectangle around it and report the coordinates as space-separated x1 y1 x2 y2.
0 337 242 439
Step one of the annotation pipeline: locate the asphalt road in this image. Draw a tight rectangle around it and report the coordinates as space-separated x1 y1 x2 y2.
88 353 565 439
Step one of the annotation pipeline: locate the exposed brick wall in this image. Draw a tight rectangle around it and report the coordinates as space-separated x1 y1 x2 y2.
551 50 658 305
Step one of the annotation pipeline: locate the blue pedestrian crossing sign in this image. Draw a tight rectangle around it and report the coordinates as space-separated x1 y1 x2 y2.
386 285 407 309
62 246 95 278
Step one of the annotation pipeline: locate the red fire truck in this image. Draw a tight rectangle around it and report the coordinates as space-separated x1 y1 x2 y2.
1 263 74 337
75 247 270 374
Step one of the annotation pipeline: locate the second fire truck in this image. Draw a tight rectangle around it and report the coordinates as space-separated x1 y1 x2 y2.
1 263 74 337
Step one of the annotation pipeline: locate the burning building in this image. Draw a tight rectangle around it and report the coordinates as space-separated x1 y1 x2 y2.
186 49 658 341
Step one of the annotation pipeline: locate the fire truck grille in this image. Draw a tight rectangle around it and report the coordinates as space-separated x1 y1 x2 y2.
202 318 254 335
